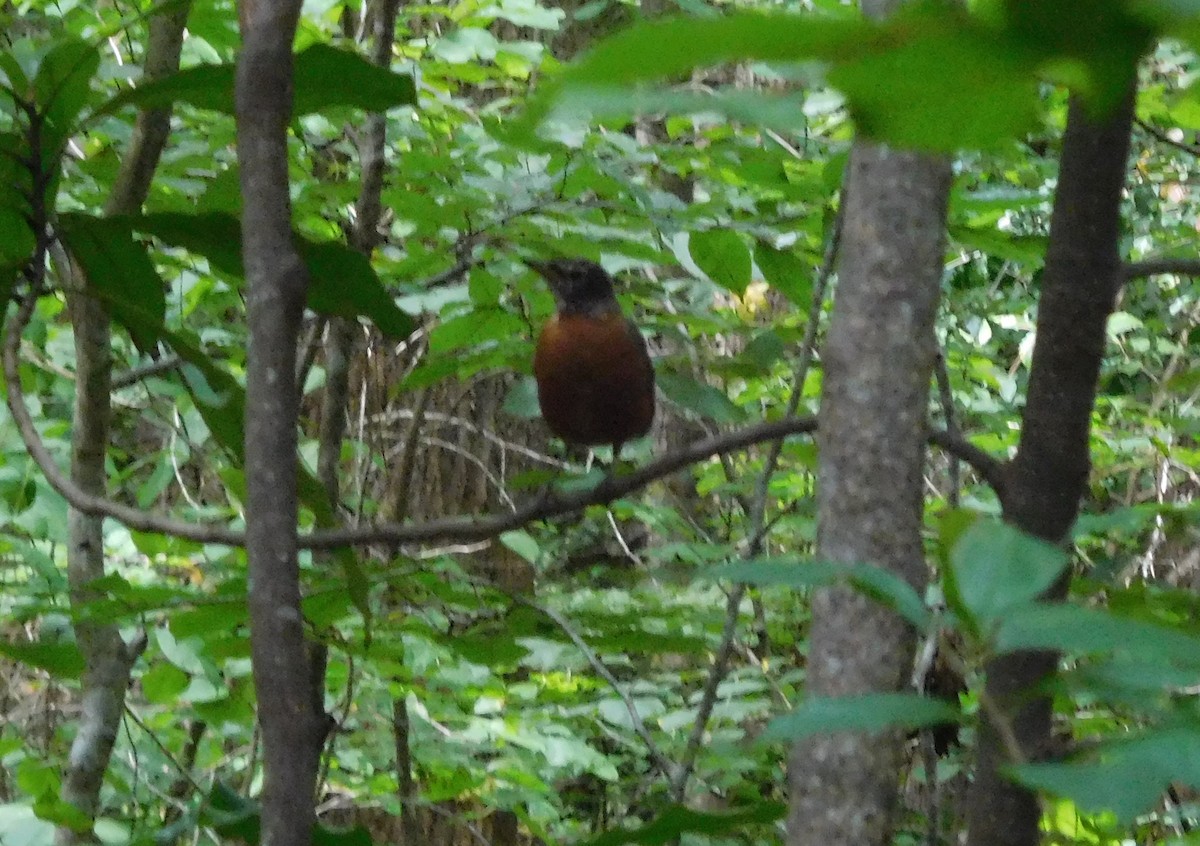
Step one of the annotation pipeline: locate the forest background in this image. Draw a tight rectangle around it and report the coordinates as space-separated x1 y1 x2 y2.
2 1 1200 845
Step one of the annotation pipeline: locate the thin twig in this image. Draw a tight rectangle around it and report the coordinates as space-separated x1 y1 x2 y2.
1134 117 1200 158
933 348 961 508
671 206 843 802
668 582 745 798
520 597 679 781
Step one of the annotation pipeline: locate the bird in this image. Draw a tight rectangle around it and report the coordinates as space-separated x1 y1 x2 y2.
528 258 655 461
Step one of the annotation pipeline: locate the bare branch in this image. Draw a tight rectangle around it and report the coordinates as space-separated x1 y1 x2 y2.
1122 257 1200 280
927 425 1009 497
1134 117 1200 159
6 293 1009 554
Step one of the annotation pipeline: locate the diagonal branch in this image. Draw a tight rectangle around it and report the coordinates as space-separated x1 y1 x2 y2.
522 598 679 781
6 293 1007 550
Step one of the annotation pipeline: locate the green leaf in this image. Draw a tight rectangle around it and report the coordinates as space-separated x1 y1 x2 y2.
513 8 1045 152
753 241 812 306
502 377 541 419
1012 726 1200 823
313 823 374 846
704 558 929 630
760 693 959 742
58 213 167 350
581 802 785 846
141 663 190 704
429 308 527 354
656 372 745 424
129 212 415 338
95 44 416 120
949 224 1047 266
300 239 415 338
33 37 99 149
0 640 84 680
132 212 243 276
500 530 540 564
733 330 785 376
995 603 1200 666
947 519 1068 628
0 133 35 266
204 781 260 842
548 13 860 89
292 44 418 115
687 230 752 295
828 17 1040 151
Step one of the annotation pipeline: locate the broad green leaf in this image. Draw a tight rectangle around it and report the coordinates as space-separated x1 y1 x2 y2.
95 44 416 120
0 640 84 680
828 20 1039 151
429 308 527 354
514 8 1048 151
687 230 752 295
949 224 1047 266
33 37 99 150
502 377 541 419
582 803 785 846
58 213 167 350
293 44 417 115
656 372 745 424
141 663 190 704
753 241 812 306
299 240 415 338
1106 310 1144 337
0 135 34 267
1013 727 1200 823
132 212 243 276
313 823 373 846
547 13 861 90
170 601 248 640
127 212 414 338
500 530 540 564
731 330 785 376
995 603 1200 666
704 558 929 630
205 781 260 843
947 518 1067 628
760 693 959 742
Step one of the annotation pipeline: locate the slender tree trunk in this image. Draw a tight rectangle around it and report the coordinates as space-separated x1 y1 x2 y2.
965 84 1137 846
56 5 190 841
237 2 325 844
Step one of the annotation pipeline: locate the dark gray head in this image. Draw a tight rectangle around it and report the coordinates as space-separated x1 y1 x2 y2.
527 258 620 315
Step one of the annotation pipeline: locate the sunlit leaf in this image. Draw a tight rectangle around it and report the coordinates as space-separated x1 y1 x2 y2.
688 229 752 295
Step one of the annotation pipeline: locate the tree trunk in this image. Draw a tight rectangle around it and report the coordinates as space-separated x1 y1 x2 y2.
965 84 1136 846
237 1 326 843
56 5 189 841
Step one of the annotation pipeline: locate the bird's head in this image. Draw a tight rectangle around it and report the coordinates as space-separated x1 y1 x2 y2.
527 258 620 316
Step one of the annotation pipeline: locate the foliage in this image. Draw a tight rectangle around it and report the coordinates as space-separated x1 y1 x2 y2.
0 0 1199 844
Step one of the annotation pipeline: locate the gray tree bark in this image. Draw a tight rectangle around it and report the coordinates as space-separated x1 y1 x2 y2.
236 1 326 844
787 1 952 837
56 5 190 842
965 84 1136 846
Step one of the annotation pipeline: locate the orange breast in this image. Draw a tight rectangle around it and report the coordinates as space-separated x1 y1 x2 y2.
534 313 655 449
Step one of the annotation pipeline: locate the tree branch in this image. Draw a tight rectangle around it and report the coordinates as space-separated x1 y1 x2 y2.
6 294 1009 554
1122 257 1200 280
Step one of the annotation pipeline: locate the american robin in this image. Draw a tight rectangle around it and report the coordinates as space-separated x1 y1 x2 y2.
529 258 655 459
